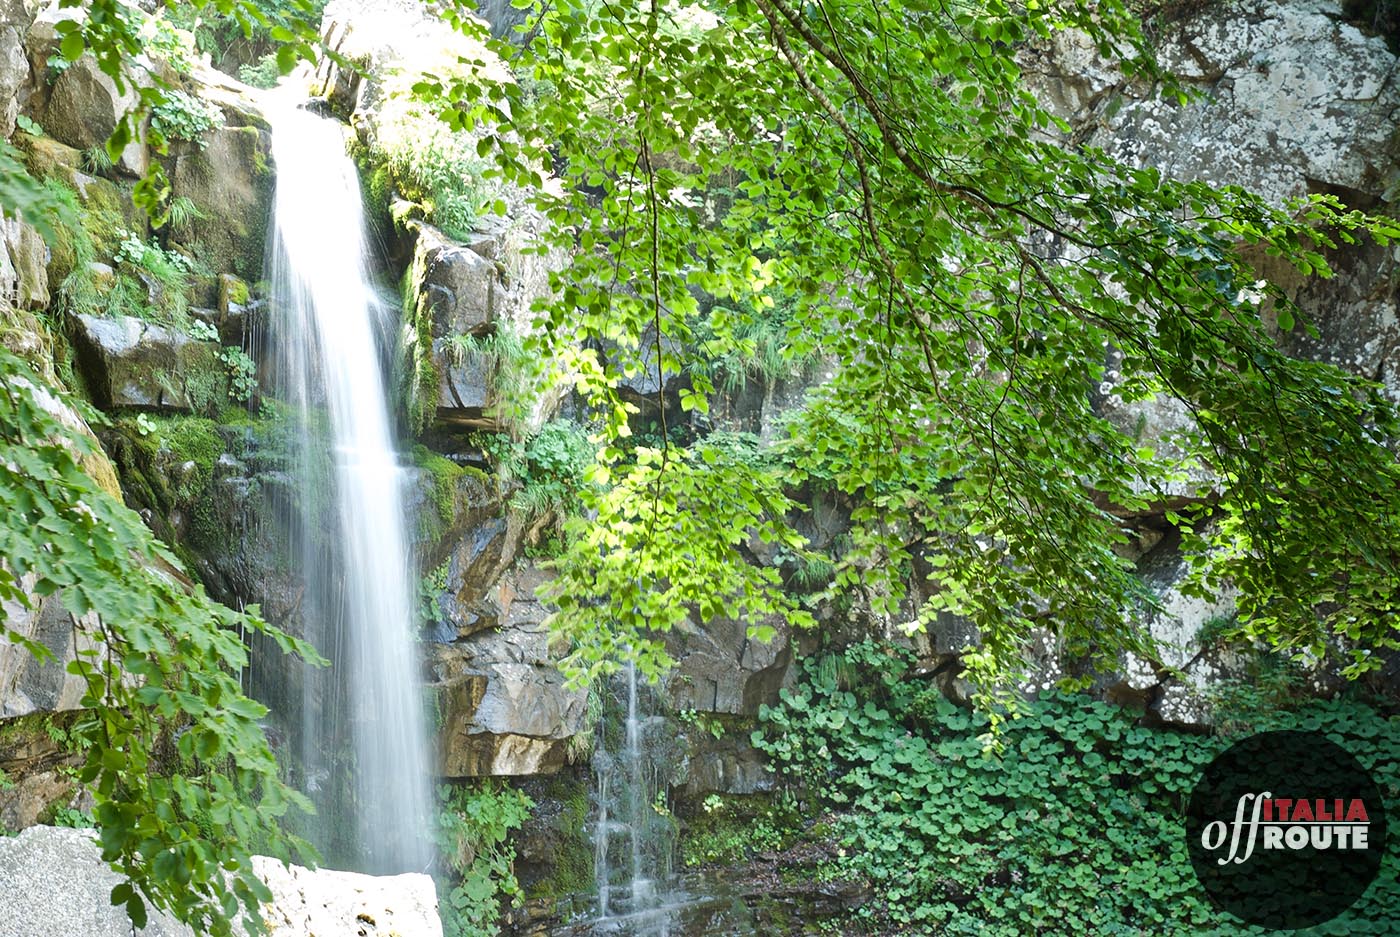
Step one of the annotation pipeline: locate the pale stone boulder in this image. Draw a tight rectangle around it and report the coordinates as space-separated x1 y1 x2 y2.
0 826 444 937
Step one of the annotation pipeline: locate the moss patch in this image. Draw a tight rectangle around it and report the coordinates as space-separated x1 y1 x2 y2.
524 774 594 901
411 442 466 541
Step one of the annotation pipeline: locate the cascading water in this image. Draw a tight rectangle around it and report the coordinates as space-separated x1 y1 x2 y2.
263 99 433 874
591 662 678 934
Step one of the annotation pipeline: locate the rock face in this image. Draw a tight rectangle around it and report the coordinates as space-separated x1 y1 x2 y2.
168 89 273 281
430 563 589 777
662 614 793 717
1030 0 1400 206
0 577 101 719
402 213 562 435
71 314 225 411
0 826 444 937
0 0 30 138
0 217 47 312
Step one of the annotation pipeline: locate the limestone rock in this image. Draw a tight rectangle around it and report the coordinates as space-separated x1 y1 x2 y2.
0 826 192 937
1028 0 1400 416
0 826 443 937
170 123 273 280
252 855 443 937
70 313 225 412
41 56 148 177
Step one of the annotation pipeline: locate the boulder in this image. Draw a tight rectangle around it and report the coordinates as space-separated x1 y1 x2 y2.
41 56 147 177
252 855 443 937
0 826 444 937
70 313 225 412
169 123 273 280
0 826 192 937
403 221 508 427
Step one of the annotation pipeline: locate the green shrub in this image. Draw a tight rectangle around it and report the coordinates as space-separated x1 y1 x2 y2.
479 420 593 550
435 781 533 937
237 54 283 89
361 105 490 241
150 90 222 148
755 641 1400 934
143 15 197 76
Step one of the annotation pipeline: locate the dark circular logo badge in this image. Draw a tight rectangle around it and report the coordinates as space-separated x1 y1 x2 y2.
1186 730 1387 929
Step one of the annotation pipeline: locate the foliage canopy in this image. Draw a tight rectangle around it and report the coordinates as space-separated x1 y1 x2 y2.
23 0 1394 707
411 0 1400 708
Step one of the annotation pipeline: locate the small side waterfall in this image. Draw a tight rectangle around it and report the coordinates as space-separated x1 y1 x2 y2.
264 101 433 874
591 662 677 934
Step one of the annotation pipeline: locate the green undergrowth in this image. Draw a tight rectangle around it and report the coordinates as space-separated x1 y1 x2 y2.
477 420 592 555
32 176 206 329
754 642 1400 935
681 790 805 868
357 102 492 242
436 780 533 937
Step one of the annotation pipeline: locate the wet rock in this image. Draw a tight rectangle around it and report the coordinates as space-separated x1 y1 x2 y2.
675 731 775 799
70 313 225 412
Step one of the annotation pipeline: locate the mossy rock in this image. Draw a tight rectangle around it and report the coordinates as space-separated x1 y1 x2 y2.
16 134 81 183
169 124 273 281
513 773 595 902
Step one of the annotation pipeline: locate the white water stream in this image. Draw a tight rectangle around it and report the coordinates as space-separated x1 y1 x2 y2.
265 101 433 873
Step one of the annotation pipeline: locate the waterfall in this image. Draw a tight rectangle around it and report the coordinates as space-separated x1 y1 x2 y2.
591 662 677 934
263 100 434 874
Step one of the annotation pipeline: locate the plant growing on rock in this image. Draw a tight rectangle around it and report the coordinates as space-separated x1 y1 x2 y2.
149 90 223 149
0 348 322 935
434 781 532 937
